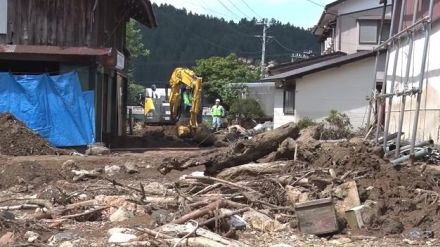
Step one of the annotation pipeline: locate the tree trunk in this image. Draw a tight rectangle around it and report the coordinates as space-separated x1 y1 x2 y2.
159 122 299 175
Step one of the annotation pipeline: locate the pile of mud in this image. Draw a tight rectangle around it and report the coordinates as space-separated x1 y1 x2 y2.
304 138 440 235
0 113 58 156
213 125 440 236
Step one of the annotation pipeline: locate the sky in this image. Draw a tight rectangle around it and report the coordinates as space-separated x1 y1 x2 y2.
151 0 335 28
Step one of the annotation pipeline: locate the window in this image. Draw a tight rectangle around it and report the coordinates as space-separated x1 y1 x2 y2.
0 0 6 34
358 20 391 44
283 84 295 115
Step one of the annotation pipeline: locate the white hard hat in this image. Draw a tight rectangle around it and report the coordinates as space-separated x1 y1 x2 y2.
215 99 220 102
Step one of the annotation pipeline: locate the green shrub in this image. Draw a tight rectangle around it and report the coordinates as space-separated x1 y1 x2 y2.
318 110 353 140
297 117 316 130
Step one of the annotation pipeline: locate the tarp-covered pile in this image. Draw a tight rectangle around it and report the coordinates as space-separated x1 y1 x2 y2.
0 71 94 147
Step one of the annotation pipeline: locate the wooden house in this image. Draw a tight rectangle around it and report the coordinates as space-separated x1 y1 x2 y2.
0 0 156 143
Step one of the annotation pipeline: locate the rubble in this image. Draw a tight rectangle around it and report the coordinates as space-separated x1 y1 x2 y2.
1 123 440 246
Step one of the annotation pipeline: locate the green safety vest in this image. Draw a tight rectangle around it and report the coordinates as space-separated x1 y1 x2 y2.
183 91 192 106
212 105 224 117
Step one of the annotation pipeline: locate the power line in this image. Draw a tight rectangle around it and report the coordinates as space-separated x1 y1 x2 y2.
197 0 256 38
226 0 251 19
272 37 296 52
216 0 242 19
238 0 263 18
304 0 325 8
197 0 237 20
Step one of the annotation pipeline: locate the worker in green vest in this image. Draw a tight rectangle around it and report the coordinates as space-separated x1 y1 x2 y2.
182 86 192 117
211 98 224 131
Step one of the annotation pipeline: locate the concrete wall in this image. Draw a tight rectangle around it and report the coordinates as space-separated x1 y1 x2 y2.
273 57 375 129
386 21 440 143
243 82 275 118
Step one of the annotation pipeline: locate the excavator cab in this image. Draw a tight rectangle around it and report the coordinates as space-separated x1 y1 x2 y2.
139 68 202 138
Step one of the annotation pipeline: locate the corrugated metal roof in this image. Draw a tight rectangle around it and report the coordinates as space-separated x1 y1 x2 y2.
261 51 375 82
268 52 346 75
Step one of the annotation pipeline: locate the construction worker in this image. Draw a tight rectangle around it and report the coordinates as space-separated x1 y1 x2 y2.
182 86 192 117
211 98 224 131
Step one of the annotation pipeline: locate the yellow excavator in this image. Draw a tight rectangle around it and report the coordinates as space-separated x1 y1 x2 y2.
142 67 202 137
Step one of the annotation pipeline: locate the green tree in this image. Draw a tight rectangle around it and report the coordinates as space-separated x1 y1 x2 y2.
126 19 150 106
127 83 145 106
193 53 259 107
126 19 150 83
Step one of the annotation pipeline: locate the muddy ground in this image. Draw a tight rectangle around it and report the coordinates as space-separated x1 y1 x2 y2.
0 119 439 246
0 150 438 246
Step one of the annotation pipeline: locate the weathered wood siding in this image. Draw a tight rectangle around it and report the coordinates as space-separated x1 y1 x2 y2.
1 0 126 50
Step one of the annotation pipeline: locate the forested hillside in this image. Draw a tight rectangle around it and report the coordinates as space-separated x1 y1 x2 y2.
133 4 320 86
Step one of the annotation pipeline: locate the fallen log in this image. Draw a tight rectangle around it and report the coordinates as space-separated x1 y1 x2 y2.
159 122 299 175
216 162 290 180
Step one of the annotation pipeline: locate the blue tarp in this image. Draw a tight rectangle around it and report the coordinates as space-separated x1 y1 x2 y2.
0 71 95 147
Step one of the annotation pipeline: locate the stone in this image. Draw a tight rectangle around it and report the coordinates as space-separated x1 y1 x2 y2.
286 186 308 205
48 232 78 245
0 232 15 246
107 228 136 236
59 241 75 247
0 211 15 220
123 161 139 174
25 231 40 243
78 194 88 201
271 244 294 247
242 210 285 232
85 145 110 155
328 237 352 245
108 233 137 243
62 160 78 170
286 185 302 205
383 218 404 234
109 207 134 222
104 165 121 176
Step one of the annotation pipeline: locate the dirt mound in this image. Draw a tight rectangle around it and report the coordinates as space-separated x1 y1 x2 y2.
0 113 59 156
291 130 440 236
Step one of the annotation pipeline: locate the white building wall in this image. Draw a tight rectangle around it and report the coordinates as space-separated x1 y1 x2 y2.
274 57 375 129
387 22 440 143
337 7 392 54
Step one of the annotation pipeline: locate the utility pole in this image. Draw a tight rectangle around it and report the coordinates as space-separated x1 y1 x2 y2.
255 18 272 78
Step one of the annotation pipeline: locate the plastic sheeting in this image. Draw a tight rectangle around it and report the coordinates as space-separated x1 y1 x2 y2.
0 71 95 147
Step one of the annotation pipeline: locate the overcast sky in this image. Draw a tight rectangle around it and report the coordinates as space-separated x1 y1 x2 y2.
151 0 335 28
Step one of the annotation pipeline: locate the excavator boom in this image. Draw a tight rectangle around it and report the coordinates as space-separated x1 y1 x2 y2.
168 67 202 135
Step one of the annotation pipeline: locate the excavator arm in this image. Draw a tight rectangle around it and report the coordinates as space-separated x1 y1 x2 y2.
168 67 202 130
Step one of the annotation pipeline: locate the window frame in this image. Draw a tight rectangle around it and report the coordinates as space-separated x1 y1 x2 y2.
358 19 391 45
283 83 296 115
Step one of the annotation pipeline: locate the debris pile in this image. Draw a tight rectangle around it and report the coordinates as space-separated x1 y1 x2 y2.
1 122 439 246
0 113 60 156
